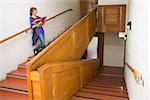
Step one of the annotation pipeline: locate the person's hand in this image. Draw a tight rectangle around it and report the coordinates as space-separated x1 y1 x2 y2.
38 18 42 21
39 21 44 25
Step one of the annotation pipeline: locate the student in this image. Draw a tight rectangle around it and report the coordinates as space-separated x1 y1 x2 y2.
29 7 46 55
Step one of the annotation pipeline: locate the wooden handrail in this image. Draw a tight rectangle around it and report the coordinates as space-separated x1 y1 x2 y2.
125 62 134 72
0 9 72 44
125 62 138 78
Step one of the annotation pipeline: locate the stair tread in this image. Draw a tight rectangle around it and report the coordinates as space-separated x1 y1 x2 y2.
95 75 125 82
75 92 128 100
72 96 93 100
83 85 127 93
27 56 35 61
95 75 125 85
18 61 28 68
80 88 128 98
7 68 26 77
91 80 126 87
0 90 28 100
0 77 28 92
101 66 123 76
88 82 126 89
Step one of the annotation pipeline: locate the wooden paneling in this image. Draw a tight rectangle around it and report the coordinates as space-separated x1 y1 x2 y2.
95 32 104 72
98 5 126 33
27 9 97 100
30 59 99 100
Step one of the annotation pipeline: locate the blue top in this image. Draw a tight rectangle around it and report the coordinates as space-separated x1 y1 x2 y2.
30 16 44 35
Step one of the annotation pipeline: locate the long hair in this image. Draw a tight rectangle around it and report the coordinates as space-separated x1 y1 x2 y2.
30 7 37 16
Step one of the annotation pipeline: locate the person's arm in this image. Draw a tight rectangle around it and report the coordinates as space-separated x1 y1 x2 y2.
32 22 43 28
32 19 41 24
30 17 43 29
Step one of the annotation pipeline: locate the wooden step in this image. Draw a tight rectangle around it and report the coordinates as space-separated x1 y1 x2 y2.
18 62 27 68
83 85 127 93
7 68 26 79
0 90 28 100
80 88 128 98
98 73 123 77
0 77 28 94
88 82 126 90
91 76 126 87
101 66 123 76
91 79 126 87
75 92 129 100
27 56 35 61
72 96 93 100
95 75 125 82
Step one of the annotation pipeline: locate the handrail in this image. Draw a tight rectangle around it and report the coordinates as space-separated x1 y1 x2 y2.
125 61 144 86
125 62 135 74
0 9 72 44
125 62 140 80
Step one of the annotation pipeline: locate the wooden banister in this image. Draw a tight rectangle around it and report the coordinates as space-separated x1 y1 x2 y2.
0 9 72 44
26 9 97 100
30 59 99 100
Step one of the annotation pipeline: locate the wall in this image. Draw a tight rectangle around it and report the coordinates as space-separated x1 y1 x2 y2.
87 37 98 59
0 0 80 80
104 33 124 67
125 0 150 100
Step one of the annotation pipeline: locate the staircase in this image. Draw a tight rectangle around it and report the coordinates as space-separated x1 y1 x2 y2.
0 27 67 100
0 9 129 100
0 22 71 100
72 66 129 100
0 62 28 100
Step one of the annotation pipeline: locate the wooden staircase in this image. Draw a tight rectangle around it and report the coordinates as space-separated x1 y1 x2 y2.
72 66 129 100
0 23 71 100
0 9 129 100
0 22 74 100
0 65 129 100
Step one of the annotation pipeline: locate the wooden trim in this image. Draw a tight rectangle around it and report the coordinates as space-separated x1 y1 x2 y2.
0 9 72 44
97 4 126 7
95 32 104 71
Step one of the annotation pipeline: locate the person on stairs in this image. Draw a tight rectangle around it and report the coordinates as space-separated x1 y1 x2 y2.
29 7 46 55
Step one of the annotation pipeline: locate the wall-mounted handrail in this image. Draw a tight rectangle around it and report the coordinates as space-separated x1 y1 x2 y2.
0 9 72 44
125 62 135 74
125 62 140 80
125 62 144 86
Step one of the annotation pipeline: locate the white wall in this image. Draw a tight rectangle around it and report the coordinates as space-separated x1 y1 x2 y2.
87 37 98 59
0 0 80 80
98 0 128 5
104 33 124 67
125 0 150 100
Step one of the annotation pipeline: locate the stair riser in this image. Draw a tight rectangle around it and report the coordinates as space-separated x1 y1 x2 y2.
0 86 28 95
